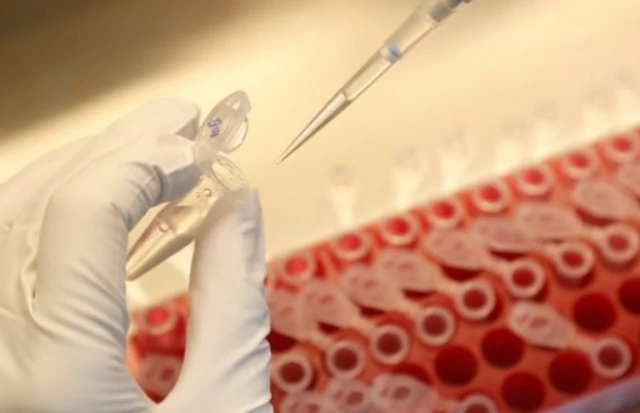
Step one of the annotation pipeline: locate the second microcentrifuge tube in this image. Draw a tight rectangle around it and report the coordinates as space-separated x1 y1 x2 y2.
373 248 497 321
578 88 616 145
327 165 358 229
136 355 182 399
571 179 640 222
301 279 376 334
438 129 475 193
269 288 372 377
616 163 640 197
508 301 632 379
325 378 386 413
496 121 532 175
531 102 562 159
271 352 316 394
612 71 640 130
370 373 499 413
324 340 368 380
392 147 430 210
371 373 437 411
267 289 332 348
424 226 551 299
279 390 341 413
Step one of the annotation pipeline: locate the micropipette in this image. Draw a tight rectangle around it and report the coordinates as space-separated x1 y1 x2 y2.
276 0 473 164
126 91 251 280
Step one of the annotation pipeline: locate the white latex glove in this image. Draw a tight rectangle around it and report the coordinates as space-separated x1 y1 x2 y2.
0 99 273 413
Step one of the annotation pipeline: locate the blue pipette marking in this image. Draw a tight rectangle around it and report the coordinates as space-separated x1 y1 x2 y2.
384 42 403 63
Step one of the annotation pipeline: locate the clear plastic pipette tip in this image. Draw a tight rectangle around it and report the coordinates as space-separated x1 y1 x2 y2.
276 0 471 164
277 0 471 165
276 92 350 164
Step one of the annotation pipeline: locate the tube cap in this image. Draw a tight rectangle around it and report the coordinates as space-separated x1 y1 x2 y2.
193 91 251 190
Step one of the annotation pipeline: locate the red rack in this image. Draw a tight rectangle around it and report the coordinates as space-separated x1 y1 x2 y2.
127 128 640 413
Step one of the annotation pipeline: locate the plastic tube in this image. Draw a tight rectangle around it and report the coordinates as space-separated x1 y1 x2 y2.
508 301 633 379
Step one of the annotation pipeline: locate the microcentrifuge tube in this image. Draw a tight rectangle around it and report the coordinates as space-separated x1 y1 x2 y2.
453 394 500 413
271 352 317 394
571 179 640 223
422 229 491 273
337 267 415 363
277 250 318 287
578 88 616 145
475 210 612 286
425 226 550 299
414 305 457 347
392 147 429 210
617 163 640 198
136 354 182 398
531 102 562 159
438 129 474 193
300 279 376 334
340 264 422 316
496 121 532 175
379 212 422 247
133 301 186 351
324 340 368 381
343 254 492 345
515 201 640 269
302 276 450 360
471 216 535 255
559 147 601 181
272 284 375 379
375 246 497 320
508 301 633 379
324 378 386 413
368 324 412 365
127 91 250 280
279 390 341 413
268 288 369 378
613 71 640 130
371 373 437 412
327 165 358 229
513 163 556 198
374 248 441 294
469 179 513 214
423 196 465 229
371 373 499 413
514 202 584 242
329 230 374 263
267 289 332 348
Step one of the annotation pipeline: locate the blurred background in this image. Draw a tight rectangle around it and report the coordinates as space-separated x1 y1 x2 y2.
2 0 640 304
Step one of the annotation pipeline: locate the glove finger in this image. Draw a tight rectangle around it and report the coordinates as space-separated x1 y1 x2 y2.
160 190 273 413
0 98 200 317
0 98 199 228
103 97 199 138
34 133 200 353
0 136 92 229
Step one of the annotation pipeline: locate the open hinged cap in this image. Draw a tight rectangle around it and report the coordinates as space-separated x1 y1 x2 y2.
193 91 251 191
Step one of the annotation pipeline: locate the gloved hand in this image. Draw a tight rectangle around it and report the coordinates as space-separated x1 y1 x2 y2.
0 99 273 413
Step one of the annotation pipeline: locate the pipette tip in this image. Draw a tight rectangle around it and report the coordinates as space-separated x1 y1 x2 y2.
276 137 307 164
276 147 295 165
275 92 351 165
276 126 318 165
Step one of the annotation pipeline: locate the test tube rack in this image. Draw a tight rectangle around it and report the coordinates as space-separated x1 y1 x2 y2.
127 127 640 413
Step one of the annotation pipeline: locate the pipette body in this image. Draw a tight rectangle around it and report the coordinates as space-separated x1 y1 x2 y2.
277 0 472 164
